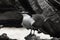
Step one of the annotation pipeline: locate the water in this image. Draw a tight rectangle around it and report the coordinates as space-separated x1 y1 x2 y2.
0 27 52 40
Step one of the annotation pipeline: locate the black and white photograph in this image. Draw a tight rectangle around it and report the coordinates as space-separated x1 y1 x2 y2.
0 0 60 40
